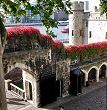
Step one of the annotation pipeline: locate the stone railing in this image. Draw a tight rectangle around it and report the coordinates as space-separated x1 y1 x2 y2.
10 83 25 99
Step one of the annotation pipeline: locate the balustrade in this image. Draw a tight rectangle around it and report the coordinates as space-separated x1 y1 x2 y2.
10 83 25 99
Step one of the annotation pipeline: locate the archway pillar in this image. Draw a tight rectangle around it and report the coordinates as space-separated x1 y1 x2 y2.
22 70 27 100
96 69 99 82
84 73 88 86
81 70 88 86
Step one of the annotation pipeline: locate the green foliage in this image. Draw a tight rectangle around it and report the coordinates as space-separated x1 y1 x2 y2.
100 0 107 15
0 0 72 37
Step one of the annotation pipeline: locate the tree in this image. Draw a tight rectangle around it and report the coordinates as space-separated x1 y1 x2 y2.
100 0 107 15
0 18 7 110
0 0 71 110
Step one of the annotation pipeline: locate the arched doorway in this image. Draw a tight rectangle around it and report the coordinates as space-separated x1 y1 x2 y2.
70 68 82 96
99 65 106 78
88 68 97 82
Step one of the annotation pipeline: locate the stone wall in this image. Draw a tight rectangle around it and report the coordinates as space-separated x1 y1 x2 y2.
56 59 71 97
69 1 84 45
3 49 50 74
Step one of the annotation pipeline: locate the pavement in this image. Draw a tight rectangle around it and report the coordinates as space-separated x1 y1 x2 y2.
61 85 106 110
44 78 106 109
7 78 106 110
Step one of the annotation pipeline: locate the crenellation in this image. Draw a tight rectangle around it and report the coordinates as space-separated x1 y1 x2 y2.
72 1 84 11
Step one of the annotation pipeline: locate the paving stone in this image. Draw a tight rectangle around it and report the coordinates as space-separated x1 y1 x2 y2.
7 78 106 110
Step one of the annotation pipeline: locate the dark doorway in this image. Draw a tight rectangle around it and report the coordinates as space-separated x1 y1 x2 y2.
56 79 63 97
99 65 106 78
88 68 96 82
29 82 32 100
40 74 57 106
25 81 33 100
70 68 82 96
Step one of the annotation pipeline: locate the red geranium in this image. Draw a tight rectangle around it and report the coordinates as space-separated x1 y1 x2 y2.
52 39 63 49
7 26 41 40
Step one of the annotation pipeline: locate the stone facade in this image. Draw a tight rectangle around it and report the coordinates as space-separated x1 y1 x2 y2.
56 59 70 96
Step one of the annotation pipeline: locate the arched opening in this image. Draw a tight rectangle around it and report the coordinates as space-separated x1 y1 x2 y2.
4 67 23 89
69 68 82 96
88 68 97 82
99 64 106 79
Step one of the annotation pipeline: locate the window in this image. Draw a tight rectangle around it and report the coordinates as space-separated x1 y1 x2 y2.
89 31 92 38
85 1 89 11
105 32 107 39
80 30 83 36
86 21 88 27
95 6 98 12
72 30 74 36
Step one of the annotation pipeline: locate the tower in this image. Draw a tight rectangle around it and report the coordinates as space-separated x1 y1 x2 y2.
69 1 84 45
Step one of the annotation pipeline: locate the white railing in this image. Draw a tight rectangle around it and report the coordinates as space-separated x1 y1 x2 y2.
10 83 25 99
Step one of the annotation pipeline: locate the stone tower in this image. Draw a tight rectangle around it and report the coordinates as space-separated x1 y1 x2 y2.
69 1 84 45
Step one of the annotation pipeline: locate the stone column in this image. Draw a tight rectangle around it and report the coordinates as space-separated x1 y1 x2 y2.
96 70 99 82
69 1 84 45
85 73 88 86
5 80 11 92
22 70 27 100
35 70 41 107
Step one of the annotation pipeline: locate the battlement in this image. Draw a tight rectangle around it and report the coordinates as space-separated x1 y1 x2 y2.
72 1 84 11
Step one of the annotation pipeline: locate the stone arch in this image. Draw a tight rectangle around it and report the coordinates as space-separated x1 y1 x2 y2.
5 67 22 81
5 67 24 90
99 63 107 78
99 62 107 68
7 62 27 74
87 66 99 82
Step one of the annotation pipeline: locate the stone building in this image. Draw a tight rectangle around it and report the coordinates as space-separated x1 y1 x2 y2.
69 1 84 45
69 0 107 45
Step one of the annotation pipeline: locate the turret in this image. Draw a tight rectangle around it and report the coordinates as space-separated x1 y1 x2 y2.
69 1 84 45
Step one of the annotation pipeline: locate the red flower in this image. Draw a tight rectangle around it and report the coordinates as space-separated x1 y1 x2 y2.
6 26 41 40
6 26 107 59
52 39 63 49
40 34 53 44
